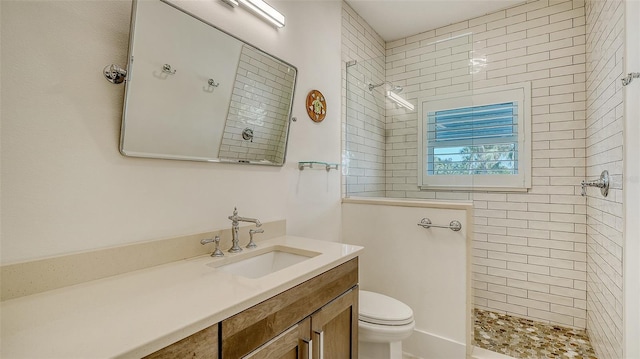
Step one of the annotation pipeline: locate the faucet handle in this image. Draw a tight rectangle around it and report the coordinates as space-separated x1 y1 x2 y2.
580 170 609 197
247 229 264 249
201 236 224 257
200 237 215 245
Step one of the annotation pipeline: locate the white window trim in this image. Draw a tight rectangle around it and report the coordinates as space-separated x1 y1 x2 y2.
417 82 532 191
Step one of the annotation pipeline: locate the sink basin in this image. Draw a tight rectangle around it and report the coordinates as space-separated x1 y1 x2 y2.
208 246 320 279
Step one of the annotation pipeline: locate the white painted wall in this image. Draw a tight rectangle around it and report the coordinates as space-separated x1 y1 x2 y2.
342 201 470 358
0 0 343 264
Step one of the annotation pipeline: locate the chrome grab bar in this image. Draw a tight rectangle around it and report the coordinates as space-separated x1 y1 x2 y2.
417 218 462 232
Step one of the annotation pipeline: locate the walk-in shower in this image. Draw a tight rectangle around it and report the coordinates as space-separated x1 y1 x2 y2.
340 0 622 355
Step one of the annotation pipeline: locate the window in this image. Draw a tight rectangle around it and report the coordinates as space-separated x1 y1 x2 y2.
417 83 531 190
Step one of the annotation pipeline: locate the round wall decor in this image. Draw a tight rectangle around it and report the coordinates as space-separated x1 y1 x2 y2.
306 90 326 122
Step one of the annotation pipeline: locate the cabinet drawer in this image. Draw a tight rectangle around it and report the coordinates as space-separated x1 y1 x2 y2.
221 258 358 358
243 318 311 359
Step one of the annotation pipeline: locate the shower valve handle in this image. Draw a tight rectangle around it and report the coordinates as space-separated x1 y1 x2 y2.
580 170 609 197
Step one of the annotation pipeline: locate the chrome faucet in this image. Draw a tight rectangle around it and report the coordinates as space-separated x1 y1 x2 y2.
228 207 261 253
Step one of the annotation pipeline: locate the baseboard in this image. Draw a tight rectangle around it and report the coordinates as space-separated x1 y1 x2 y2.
470 346 516 359
403 328 466 359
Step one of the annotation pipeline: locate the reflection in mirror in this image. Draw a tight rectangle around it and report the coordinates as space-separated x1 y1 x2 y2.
120 0 297 165
218 45 295 163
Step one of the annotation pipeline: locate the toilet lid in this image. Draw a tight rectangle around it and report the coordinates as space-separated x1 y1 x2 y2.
359 290 414 326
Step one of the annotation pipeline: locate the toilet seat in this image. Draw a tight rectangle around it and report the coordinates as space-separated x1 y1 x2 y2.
359 290 414 326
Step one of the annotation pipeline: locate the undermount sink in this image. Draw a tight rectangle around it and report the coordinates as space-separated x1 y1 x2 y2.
207 246 320 279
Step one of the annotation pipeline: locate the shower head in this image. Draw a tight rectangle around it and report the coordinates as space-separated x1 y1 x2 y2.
368 81 403 93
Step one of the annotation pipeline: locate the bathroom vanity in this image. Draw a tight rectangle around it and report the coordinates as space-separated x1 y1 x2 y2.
147 258 358 359
0 236 362 358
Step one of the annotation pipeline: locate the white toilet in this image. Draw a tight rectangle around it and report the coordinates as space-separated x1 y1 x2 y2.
358 290 415 359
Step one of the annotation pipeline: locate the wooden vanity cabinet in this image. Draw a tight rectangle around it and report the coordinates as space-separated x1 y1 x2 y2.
311 288 358 359
243 318 312 359
144 258 358 359
143 324 218 359
221 258 358 359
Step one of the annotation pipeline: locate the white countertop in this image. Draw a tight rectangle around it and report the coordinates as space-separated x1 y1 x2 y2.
0 236 363 358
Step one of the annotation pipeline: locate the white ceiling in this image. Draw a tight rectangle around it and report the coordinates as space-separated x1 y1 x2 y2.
345 0 525 41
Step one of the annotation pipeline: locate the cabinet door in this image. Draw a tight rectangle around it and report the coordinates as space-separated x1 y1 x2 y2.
222 258 358 358
143 324 218 359
243 318 311 359
311 286 358 359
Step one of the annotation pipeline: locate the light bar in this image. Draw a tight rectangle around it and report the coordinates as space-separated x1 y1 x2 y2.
387 91 414 111
238 0 285 28
220 0 239 7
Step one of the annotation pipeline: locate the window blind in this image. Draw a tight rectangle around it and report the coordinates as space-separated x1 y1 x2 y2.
426 102 519 175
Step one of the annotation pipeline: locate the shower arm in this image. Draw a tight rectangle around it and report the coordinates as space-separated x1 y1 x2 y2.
368 81 399 92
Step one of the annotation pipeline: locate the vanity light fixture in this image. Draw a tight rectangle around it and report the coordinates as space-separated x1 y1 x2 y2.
220 0 239 7
238 0 285 28
386 91 414 111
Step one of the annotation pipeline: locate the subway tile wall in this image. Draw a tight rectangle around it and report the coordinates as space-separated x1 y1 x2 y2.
342 3 387 197
219 45 294 162
343 0 593 328
385 0 589 328
584 0 624 358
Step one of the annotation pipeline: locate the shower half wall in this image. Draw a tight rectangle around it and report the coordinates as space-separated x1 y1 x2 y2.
340 0 617 355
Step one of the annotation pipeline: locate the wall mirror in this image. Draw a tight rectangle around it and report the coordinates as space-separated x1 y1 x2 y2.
120 0 297 166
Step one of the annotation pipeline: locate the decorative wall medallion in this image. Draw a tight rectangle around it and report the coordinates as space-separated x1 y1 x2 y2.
306 90 326 122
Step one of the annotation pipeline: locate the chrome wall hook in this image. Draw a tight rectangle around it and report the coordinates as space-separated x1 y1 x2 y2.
204 79 220 93
162 64 177 74
621 72 640 86
103 64 127 84
581 170 609 197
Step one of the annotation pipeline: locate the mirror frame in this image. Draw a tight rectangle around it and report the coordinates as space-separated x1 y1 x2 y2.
119 0 298 166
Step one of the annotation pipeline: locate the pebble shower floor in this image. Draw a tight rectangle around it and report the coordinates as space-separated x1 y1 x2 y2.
473 308 597 359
